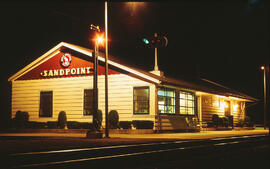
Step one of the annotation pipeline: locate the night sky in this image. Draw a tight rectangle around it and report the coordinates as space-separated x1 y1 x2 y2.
0 1 269 127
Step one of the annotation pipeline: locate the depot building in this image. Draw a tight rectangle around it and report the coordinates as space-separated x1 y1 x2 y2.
8 42 257 131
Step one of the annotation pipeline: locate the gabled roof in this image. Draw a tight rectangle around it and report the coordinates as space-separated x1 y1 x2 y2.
8 42 258 102
8 42 160 84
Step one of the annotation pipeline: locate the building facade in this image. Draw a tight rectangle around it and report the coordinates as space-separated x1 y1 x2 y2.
8 42 257 131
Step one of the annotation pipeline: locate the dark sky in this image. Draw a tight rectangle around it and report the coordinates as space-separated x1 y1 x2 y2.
0 1 269 124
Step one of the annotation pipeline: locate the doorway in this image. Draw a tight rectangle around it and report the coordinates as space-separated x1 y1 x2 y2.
224 100 231 116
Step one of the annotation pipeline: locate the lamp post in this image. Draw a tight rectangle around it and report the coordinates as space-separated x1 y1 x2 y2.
87 24 103 138
93 34 99 132
261 65 267 130
261 64 270 134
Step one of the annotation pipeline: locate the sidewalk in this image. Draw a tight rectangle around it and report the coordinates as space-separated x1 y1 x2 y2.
112 128 269 140
0 128 268 140
1 128 268 154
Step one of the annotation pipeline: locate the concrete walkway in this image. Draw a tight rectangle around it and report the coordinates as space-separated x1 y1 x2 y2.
0 128 268 140
0 128 268 154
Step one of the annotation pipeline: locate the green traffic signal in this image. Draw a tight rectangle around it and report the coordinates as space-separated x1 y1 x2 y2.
142 38 150 45
142 35 168 48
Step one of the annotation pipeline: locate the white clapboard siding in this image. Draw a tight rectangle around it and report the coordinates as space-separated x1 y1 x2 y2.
11 74 156 125
202 95 223 122
230 101 245 125
201 95 245 125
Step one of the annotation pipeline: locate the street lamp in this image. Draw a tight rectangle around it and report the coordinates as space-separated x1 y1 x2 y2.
87 24 104 138
261 65 270 133
96 35 104 45
88 3 109 138
261 65 267 130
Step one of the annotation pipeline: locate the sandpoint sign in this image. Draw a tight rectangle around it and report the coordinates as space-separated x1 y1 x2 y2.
40 67 93 77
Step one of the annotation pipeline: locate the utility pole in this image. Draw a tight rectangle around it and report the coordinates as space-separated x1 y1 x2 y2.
266 64 270 135
104 1 109 138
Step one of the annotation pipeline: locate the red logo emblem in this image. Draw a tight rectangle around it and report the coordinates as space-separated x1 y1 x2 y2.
60 53 72 68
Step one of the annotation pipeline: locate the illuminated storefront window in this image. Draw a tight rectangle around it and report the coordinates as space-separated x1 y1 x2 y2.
179 91 195 115
133 87 149 114
84 89 94 116
39 91 53 117
158 88 175 114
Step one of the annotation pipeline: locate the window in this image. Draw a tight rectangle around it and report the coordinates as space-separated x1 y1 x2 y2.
84 89 94 115
133 87 149 114
39 91 53 117
158 88 175 114
179 91 195 115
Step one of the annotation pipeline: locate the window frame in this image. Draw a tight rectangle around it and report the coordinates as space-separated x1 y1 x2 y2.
39 91 53 118
158 87 176 115
83 89 94 116
179 91 195 116
133 86 150 115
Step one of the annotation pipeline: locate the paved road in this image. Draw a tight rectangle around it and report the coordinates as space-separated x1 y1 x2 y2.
5 134 269 169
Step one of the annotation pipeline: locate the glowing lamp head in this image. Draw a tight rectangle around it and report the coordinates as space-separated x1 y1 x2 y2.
96 34 104 45
261 66 265 70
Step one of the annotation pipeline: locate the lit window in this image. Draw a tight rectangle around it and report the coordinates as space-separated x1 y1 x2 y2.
84 89 94 116
134 87 149 114
179 91 195 115
39 91 53 117
158 88 175 114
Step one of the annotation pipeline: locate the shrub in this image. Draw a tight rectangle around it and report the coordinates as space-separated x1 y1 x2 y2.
47 121 58 129
206 121 215 128
13 111 29 128
227 115 234 127
222 117 229 127
119 121 132 129
236 119 244 127
247 121 254 127
58 111 67 129
244 116 250 127
244 116 254 127
108 110 119 129
80 122 93 129
97 109 103 130
26 121 46 129
132 120 154 129
67 121 93 129
249 121 254 127
67 121 80 129
218 117 224 127
92 110 102 131
212 114 219 128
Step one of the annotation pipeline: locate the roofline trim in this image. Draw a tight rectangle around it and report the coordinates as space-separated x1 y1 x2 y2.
8 42 65 81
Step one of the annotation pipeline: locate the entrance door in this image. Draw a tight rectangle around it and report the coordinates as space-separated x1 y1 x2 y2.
224 100 230 116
